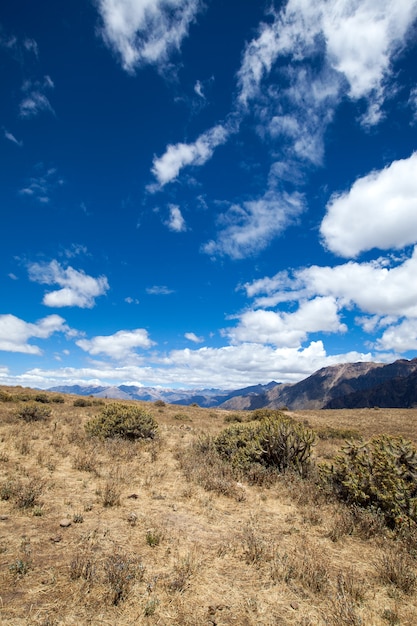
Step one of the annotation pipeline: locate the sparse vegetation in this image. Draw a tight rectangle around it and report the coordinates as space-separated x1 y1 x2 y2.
1 386 417 625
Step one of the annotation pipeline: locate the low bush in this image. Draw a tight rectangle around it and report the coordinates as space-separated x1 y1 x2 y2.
73 397 92 407
0 390 13 402
15 402 51 422
85 403 158 440
34 393 51 404
322 435 417 529
214 414 316 478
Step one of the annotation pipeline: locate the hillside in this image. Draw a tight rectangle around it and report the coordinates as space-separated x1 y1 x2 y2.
1 386 417 625
220 358 417 410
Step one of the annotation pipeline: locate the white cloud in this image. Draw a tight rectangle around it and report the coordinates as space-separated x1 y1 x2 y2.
203 190 305 259
96 0 203 72
28 260 109 308
19 76 55 119
194 80 204 98
228 297 346 348
376 318 417 352
125 296 140 304
166 204 186 232
322 0 417 122
321 152 417 257
184 332 203 343
247 248 417 318
151 124 229 187
237 0 417 124
243 246 417 353
4 129 23 147
76 328 155 360
0 314 68 354
19 166 64 204
4 341 374 389
146 285 174 295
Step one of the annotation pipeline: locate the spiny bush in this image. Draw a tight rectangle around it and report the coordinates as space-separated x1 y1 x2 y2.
15 402 51 422
214 414 315 477
322 435 417 529
85 403 158 440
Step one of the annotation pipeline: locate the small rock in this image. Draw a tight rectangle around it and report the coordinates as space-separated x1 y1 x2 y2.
59 519 72 528
127 493 139 499
0 515 9 521
290 602 299 610
50 535 62 543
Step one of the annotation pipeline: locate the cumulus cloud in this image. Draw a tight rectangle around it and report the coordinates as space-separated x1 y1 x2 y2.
166 204 186 232
228 297 346 348
151 124 229 187
8 341 373 389
96 0 203 72
246 248 417 318
203 191 305 259
0 313 68 354
28 260 109 308
376 318 417 352
321 152 417 257
242 246 417 353
76 328 155 360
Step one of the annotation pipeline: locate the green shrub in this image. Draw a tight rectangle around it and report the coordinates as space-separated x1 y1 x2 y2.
224 413 244 423
51 395 65 403
85 403 158 440
16 402 51 422
0 390 13 402
214 414 315 477
34 393 51 403
322 435 417 529
73 397 93 407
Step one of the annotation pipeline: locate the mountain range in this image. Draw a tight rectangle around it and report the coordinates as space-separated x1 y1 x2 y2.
49 357 417 410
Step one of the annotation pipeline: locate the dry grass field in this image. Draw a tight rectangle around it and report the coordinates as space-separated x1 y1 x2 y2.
1 386 417 625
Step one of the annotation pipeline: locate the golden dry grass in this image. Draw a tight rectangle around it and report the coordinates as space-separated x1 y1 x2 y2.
0 387 417 625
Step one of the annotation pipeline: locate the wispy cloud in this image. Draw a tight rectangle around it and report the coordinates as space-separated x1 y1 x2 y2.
203 190 305 259
28 260 109 309
19 165 64 204
3 129 23 147
77 328 155 360
0 313 68 355
96 0 204 73
19 76 55 119
149 0 417 260
146 285 174 295
166 204 187 232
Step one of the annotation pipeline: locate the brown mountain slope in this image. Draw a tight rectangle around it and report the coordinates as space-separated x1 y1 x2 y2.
220 358 417 410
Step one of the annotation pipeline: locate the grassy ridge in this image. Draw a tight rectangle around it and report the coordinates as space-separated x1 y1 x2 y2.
1 386 417 625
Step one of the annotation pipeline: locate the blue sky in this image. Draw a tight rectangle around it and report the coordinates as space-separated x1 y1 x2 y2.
1 0 417 390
